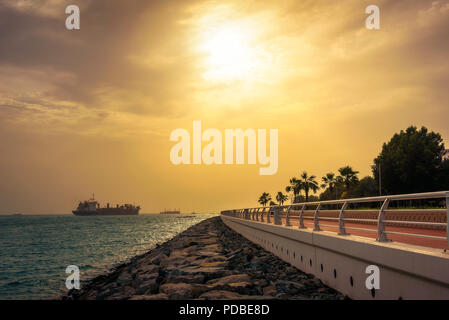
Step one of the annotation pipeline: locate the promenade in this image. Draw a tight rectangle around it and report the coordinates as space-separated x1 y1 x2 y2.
221 192 449 299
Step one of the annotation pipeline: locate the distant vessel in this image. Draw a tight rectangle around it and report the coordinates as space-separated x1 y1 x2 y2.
73 194 140 216
160 209 181 215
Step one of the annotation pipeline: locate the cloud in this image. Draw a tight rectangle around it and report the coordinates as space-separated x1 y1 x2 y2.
0 0 203 128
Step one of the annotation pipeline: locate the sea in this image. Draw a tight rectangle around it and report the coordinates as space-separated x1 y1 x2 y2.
0 213 217 300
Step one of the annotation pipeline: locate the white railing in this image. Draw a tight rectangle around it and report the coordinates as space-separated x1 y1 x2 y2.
221 191 449 247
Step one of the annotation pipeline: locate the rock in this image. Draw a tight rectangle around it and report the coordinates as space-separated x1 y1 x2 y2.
253 279 268 287
179 266 232 280
129 293 169 300
120 285 136 298
274 280 305 294
165 274 205 284
159 283 193 299
136 273 159 294
116 272 133 286
205 274 252 294
200 261 227 268
204 255 227 263
64 217 344 301
207 274 251 285
263 286 277 296
199 290 243 300
150 253 168 265
138 264 159 275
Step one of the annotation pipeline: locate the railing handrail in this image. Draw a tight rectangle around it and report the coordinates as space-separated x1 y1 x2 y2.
221 190 449 249
224 191 449 212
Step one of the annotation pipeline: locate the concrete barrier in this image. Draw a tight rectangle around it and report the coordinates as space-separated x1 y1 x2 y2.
221 215 449 300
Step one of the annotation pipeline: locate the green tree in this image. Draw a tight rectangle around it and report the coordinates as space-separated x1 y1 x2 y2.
298 171 319 202
276 192 288 206
338 166 359 190
285 177 302 203
372 126 446 194
321 172 337 194
346 176 378 198
437 158 449 190
258 192 272 207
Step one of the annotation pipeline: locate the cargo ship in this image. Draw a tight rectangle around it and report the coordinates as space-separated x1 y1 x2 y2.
73 195 140 216
160 209 181 214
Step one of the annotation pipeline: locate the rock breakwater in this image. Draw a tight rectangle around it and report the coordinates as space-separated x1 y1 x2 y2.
64 217 344 300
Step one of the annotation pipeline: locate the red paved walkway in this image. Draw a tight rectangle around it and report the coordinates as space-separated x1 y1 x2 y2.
262 217 449 250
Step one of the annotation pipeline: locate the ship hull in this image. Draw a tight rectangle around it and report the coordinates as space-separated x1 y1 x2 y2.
72 208 139 216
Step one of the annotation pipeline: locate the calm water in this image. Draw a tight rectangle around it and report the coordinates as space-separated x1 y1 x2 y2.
0 214 216 300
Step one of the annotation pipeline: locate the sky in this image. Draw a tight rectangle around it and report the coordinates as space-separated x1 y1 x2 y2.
0 0 449 214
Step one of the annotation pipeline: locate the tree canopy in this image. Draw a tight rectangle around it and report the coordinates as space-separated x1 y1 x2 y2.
372 126 446 194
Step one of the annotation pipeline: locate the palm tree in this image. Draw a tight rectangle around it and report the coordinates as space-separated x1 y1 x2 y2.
298 171 319 202
276 192 288 206
338 166 359 190
321 172 337 194
258 192 272 207
269 200 277 206
285 177 302 203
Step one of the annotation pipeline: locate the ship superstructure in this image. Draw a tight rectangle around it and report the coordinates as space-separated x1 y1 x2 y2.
72 194 140 216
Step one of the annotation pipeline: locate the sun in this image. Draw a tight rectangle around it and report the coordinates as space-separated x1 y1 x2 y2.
198 23 265 83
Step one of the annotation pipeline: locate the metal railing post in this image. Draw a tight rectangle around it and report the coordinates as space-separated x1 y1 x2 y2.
377 198 391 242
338 202 349 235
260 207 265 222
313 203 321 231
285 205 292 226
267 207 272 223
299 204 306 229
274 206 282 225
446 193 449 247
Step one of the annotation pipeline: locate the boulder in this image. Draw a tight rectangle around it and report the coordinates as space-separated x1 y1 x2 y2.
129 293 169 300
263 285 277 296
136 273 159 294
159 283 193 299
274 280 305 294
207 274 251 285
165 274 205 284
116 271 133 286
150 253 168 265
199 290 243 300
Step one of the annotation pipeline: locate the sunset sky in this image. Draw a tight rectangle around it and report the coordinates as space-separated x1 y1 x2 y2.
1 0 449 214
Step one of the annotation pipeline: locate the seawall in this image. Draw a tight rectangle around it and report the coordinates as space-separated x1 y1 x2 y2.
64 217 344 300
